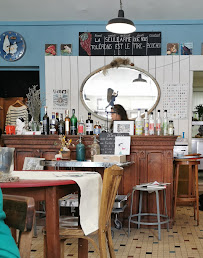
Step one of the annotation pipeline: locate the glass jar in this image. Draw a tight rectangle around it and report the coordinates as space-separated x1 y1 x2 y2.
168 120 174 136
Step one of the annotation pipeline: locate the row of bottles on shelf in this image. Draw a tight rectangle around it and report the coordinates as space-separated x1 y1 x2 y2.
135 109 174 136
42 107 102 135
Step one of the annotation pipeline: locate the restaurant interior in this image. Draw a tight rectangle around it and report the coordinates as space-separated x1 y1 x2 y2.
1 0 203 257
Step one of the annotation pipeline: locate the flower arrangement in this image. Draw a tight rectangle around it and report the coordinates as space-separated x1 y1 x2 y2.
26 85 42 122
59 135 72 151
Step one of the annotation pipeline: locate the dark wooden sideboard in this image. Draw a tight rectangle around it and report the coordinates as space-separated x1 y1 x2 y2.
1 134 177 226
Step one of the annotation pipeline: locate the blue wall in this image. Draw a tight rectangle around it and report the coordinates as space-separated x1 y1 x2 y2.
0 19 203 99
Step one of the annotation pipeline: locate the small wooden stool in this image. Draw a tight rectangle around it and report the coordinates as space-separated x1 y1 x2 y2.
174 158 200 225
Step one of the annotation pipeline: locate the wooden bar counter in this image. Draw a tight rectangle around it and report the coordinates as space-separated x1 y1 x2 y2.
1 134 177 226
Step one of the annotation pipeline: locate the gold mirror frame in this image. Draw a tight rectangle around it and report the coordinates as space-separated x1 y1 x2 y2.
80 59 161 121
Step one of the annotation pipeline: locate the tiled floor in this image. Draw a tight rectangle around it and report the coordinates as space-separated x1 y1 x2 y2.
31 207 203 258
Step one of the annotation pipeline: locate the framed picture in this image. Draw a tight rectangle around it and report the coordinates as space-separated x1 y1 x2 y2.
113 120 134 135
23 157 45 171
115 136 131 155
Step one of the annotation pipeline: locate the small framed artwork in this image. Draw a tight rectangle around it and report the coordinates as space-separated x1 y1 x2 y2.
113 120 134 135
45 44 57 56
115 136 131 155
180 42 193 55
23 157 45 171
166 43 179 55
61 44 72 55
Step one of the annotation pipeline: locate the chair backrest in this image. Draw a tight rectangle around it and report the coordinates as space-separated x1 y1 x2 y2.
3 194 35 258
99 164 123 231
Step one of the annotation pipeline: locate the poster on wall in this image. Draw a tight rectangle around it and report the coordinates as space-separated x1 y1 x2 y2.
53 89 68 109
180 42 193 55
162 83 188 119
166 43 179 55
61 44 72 55
79 32 161 56
45 44 57 56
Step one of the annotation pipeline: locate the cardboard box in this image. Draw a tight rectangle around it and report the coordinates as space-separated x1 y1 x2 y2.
93 155 126 163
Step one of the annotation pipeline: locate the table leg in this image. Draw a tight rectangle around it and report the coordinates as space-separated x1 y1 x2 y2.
45 186 60 257
78 238 88 258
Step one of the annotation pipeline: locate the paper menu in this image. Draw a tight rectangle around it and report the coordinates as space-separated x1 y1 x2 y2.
162 83 188 119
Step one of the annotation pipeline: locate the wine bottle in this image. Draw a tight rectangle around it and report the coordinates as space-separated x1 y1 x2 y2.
42 106 49 135
65 109 71 136
86 112 93 135
70 109 77 135
58 113 65 135
50 112 57 135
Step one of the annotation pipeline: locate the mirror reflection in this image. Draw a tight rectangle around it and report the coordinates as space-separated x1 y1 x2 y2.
80 63 160 121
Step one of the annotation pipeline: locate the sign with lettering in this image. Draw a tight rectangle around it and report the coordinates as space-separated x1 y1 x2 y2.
79 32 161 56
99 132 129 154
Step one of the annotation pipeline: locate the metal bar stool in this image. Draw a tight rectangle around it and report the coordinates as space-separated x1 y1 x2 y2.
174 158 200 225
128 185 169 240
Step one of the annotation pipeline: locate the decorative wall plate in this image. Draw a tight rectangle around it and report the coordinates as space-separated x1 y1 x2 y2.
0 31 26 61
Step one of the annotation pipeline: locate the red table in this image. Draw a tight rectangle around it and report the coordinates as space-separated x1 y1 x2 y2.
0 179 88 258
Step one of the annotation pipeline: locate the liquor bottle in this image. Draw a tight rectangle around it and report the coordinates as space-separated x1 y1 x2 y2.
162 110 168 136
65 109 71 136
135 109 143 135
42 106 49 135
156 110 162 136
58 113 65 135
86 112 93 135
70 109 77 135
50 112 57 135
90 135 100 161
149 112 154 135
56 112 59 123
55 112 59 133
94 121 101 135
144 109 149 136
168 120 174 135
78 116 85 135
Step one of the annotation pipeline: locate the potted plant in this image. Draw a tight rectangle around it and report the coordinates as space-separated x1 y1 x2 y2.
59 136 72 160
196 104 203 121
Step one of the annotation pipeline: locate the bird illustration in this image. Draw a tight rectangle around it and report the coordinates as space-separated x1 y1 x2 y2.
3 35 10 55
10 42 18 54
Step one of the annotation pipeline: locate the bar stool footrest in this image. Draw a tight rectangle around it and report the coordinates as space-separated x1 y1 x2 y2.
129 213 170 226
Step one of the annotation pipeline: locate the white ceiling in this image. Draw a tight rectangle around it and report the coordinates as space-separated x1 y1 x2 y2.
1 0 202 22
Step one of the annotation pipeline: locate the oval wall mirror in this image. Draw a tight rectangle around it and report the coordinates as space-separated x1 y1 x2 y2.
80 59 161 121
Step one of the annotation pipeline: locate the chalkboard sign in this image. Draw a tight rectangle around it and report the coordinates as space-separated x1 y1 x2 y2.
79 32 161 56
99 132 129 154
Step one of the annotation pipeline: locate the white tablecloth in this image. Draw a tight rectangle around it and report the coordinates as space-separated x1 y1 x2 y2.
11 171 102 235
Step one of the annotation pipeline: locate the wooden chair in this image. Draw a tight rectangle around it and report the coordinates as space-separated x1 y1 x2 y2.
44 164 124 258
3 194 35 258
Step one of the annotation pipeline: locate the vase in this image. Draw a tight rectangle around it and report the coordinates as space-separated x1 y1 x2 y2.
31 120 40 131
61 150 71 160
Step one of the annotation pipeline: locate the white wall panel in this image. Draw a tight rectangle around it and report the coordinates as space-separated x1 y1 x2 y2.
155 56 165 117
69 56 79 117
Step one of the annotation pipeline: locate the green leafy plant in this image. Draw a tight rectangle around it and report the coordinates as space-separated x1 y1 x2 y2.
196 104 203 119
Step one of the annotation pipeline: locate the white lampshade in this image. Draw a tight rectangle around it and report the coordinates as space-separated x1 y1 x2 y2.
106 7 136 34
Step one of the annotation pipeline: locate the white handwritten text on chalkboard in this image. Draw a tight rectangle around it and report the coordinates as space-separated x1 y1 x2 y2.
79 32 161 56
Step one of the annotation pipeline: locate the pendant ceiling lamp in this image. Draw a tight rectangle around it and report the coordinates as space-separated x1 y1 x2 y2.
133 74 147 83
106 0 136 34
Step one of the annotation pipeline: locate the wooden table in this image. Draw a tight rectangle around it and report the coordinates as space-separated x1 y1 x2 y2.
0 179 88 258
